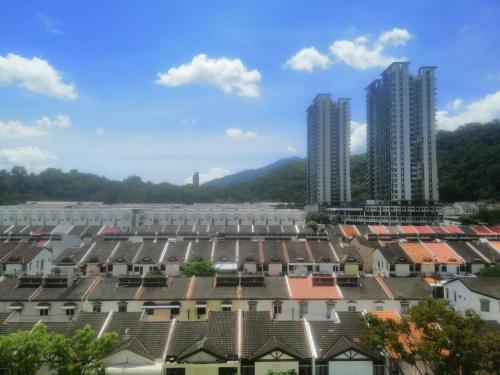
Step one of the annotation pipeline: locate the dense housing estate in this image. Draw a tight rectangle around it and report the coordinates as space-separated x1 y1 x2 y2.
0 207 499 374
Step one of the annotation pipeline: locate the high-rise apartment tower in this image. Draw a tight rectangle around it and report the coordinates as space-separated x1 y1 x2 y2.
366 62 438 203
307 94 351 204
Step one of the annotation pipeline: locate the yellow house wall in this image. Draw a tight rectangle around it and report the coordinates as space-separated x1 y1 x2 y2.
344 264 360 275
255 361 298 375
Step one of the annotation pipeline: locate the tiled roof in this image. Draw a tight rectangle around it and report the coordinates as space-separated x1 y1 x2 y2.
168 311 237 359
424 242 464 264
240 276 289 300
190 277 239 300
249 335 303 360
109 242 142 264
339 225 359 237
87 277 138 301
3 242 45 264
307 241 337 263
0 277 38 301
213 240 236 263
334 245 363 264
241 312 310 359
287 275 341 300
135 241 166 264
104 312 171 359
0 242 20 262
32 277 97 301
446 241 489 264
378 243 412 264
339 277 388 300
84 241 117 263
401 242 436 264
471 242 500 263
55 244 93 266
164 241 189 263
284 241 312 263
453 277 500 300
369 225 390 235
238 241 261 266
262 241 285 263
381 278 433 300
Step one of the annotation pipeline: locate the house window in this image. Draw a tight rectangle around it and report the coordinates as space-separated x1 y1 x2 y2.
248 301 258 312
170 302 180 316
39 309 49 316
326 301 336 318
299 301 308 318
118 301 128 312
389 264 395 272
273 301 282 316
348 305 356 312
453 291 457 302
196 302 207 316
92 303 102 313
221 301 232 312
445 288 449 299
441 265 447 272
480 299 490 312
66 308 75 316
374 305 384 311
400 302 410 315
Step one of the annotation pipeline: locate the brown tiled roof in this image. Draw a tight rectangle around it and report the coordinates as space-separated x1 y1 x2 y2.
190 277 239 300
381 277 433 300
240 276 289 300
33 277 97 301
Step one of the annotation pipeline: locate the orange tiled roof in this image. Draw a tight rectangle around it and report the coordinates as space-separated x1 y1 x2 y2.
490 241 500 251
442 226 462 234
401 242 436 263
369 225 390 235
491 226 500 234
414 226 434 234
471 225 494 235
340 225 359 237
369 309 401 322
429 226 447 234
286 275 342 300
424 242 463 264
398 225 418 235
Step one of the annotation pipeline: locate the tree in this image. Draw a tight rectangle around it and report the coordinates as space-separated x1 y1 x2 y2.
305 220 318 232
479 265 500 277
0 324 118 375
0 324 48 374
182 259 216 276
362 298 500 375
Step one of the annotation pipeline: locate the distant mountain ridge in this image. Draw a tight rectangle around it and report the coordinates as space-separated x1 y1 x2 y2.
204 157 301 187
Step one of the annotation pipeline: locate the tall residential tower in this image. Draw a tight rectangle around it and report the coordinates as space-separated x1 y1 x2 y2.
307 94 351 205
366 62 438 204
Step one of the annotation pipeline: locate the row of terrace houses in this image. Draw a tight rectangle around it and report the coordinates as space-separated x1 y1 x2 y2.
0 274 433 323
0 310 391 375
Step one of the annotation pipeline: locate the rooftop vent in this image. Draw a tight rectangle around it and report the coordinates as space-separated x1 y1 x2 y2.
142 276 167 287
336 275 360 287
240 275 265 287
118 275 142 287
215 275 239 287
17 275 43 288
311 274 335 286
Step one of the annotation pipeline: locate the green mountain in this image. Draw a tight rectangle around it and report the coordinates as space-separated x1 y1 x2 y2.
204 157 300 187
0 121 498 206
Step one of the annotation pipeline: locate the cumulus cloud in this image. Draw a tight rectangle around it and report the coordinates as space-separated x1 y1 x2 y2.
329 28 412 70
225 128 258 139
285 47 331 72
0 115 71 138
184 167 231 185
96 127 105 135
377 28 412 46
446 98 463 111
156 54 261 97
437 90 500 131
285 146 297 154
351 120 367 154
0 146 57 172
0 53 77 100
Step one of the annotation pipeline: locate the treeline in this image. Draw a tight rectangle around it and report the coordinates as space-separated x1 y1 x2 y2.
0 121 498 206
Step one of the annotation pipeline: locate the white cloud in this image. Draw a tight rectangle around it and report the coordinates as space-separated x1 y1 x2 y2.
35 115 71 129
377 28 412 46
446 98 463 111
183 167 231 184
329 28 412 70
285 146 297 154
96 127 105 135
0 146 57 172
156 54 261 97
0 115 71 139
0 53 77 100
285 47 331 72
225 127 258 139
437 90 500 131
351 120 367 154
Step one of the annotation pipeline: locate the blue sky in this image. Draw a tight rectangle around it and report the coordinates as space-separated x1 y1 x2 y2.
1 0 500 184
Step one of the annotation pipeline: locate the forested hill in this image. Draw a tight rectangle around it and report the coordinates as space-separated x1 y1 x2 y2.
0 121 498 206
